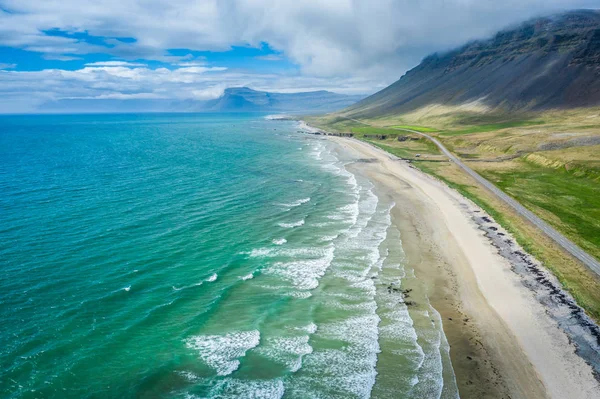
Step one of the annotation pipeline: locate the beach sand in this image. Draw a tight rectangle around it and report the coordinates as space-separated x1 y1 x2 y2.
331 137 600 399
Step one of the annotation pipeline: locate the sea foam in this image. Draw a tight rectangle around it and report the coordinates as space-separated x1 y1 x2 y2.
265 244 335 291
278 219 305 228
207 378 285 399
275 197 310 210
249 248 273 257
185 330 260 376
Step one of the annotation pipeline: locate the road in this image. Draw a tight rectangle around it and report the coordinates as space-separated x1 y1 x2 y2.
344 117 600 277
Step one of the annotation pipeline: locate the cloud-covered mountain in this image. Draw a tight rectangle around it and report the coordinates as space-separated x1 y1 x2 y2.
342 10 600 118
38 87 364 114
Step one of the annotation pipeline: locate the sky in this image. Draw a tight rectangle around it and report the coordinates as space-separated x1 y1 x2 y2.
0 0 599 113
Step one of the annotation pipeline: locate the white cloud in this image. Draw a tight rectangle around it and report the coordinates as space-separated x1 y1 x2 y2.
0 1 598 111
1 0 598 80
69 92 165 100
43 54 82 61
0 63 375 112
191 86 226 100
176 66 227 74
85 61 147 67
0 63 16 69
177 61 206 67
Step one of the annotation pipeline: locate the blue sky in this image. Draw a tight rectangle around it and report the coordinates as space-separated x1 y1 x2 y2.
0 35 295 73
1 0 598 112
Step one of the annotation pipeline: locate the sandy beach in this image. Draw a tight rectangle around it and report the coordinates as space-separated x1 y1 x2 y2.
330 136 600 399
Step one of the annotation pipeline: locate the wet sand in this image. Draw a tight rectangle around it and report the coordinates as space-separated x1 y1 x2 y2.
331 137 600 399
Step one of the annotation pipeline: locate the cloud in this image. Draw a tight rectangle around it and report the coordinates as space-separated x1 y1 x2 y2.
42 55 82 61
0 1 598 112
255 54 283 61
0 63 17 69
176 66 227 74
85 61 147 67
0 63 375 112
68 92 165 100
177 61 207 67
191 86 227 100
2 0 598 80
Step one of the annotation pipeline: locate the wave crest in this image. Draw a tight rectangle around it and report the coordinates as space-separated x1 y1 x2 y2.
185 330 260 376
278 219 305 228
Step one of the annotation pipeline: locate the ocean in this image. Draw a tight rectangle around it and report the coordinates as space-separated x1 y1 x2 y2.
0 113 457 398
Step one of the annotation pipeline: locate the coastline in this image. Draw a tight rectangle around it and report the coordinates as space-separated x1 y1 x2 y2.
327 135 600 398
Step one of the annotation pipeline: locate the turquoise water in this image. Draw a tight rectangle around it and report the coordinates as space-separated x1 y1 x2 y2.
0 114 457 398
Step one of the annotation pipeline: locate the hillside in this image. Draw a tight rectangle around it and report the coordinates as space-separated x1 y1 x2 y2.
342 10 600 118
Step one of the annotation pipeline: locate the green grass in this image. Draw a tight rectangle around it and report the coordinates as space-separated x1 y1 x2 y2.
572 125 600 130
477 162 600 261
440 120 545 136
420 138 441 154
389 125 439 132
361 136 441 158
349 126 400 136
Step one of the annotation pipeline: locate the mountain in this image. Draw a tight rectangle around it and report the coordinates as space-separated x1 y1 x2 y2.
342 10 600 118
38 88 364 114
202 87 364 113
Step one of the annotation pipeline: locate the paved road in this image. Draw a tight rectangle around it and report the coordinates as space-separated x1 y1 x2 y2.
345 118 600 277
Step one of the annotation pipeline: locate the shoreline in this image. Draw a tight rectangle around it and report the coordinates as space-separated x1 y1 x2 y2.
327 135 600 398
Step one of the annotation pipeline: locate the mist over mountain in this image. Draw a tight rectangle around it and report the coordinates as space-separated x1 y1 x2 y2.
342 10 600 118
38 87 364 114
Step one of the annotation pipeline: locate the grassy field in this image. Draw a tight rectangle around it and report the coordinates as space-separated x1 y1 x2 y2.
366 140 441 160
310 107 600 321
390 125 439 132
349 126 402 136
439 120 545 136
473 159 600 261
346 127 442 159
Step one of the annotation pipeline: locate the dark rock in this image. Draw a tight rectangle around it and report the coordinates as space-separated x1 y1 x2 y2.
364 134 388 140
